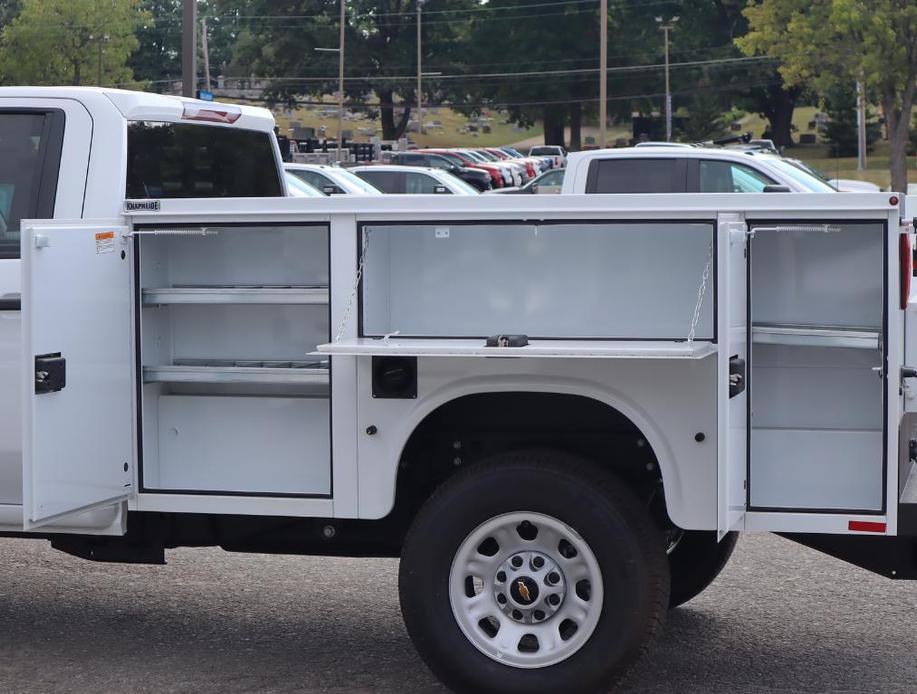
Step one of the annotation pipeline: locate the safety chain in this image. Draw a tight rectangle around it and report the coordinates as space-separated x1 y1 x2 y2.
687 240 714 344
334 228 372 342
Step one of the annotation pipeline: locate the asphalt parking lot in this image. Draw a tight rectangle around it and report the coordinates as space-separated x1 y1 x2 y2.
0 533 914 694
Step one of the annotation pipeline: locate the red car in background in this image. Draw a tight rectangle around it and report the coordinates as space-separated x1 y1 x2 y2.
484 147 539 180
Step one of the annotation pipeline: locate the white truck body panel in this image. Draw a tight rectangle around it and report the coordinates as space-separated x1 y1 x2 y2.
0 88 910 545
21 221 134 528
83 192 898 537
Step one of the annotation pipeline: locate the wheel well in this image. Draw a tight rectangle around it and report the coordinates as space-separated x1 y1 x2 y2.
393 392 664 525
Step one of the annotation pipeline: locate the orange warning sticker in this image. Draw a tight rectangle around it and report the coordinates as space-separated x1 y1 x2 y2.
95 231 115 254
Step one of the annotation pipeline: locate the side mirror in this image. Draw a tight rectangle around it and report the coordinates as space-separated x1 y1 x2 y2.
323 186 338 195
434 185 449 194
529 185 539 194
762 185 791 193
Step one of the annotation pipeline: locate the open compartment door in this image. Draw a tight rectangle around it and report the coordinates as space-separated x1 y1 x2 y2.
21 221 134 530
717 215 748 538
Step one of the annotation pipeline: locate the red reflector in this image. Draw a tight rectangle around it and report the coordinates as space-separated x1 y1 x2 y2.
900 233 912 309
889 195 899 206
848 520 886 533
181 102 242 124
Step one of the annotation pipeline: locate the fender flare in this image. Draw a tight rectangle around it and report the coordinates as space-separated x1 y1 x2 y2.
374 373 686 521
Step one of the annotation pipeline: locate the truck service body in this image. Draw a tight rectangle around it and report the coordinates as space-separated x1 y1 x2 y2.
1 88 916 693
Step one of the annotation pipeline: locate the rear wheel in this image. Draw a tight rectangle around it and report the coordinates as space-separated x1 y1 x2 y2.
667 530 739 608
399 451 669 694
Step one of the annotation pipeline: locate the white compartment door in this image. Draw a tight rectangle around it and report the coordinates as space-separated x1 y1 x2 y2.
717 215 748 538
21 222 133 530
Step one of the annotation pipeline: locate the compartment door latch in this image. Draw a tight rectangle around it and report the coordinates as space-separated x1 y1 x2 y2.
729 355 746 398
35 352 66 394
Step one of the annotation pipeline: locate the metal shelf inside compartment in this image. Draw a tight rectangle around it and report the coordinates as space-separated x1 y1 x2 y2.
141 284 329 305
751 323 880 350
143 358 330 385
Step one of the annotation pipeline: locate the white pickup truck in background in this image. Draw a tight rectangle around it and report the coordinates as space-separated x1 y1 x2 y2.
562 146 840 194
1 88 916 694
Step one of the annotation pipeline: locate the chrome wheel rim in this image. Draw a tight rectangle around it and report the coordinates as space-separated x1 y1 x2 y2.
449 512 603 668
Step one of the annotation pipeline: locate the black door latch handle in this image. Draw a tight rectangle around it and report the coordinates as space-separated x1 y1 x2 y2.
35 353 66 394
729 356 746 398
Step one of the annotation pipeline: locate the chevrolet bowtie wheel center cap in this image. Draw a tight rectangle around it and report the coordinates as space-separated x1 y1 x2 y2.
494 550 566 625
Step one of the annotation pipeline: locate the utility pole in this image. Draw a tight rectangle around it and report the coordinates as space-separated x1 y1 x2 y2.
656 16 678 142
599 0 607 147
96 36 107 86
339 0 346 159
201 17 212 93
417 0 425 137
856 79 867 171
315 0 346 162
182 0 197 97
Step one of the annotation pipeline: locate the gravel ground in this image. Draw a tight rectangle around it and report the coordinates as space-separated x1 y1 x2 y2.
0 533 914 694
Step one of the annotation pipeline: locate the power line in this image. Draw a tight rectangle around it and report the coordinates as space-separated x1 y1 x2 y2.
141 0 679 23
207 55 774 85
208 77 785 111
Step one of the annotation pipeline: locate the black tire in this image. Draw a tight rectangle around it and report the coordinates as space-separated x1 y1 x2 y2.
667 530 738 608
399 451 670 694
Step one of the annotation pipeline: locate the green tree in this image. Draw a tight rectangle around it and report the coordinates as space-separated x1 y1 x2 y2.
819 83 880 157
0 1 21 28
132 0 181 87
738 0 917 192
676 93 739 142
0 0 148 87
459 0 610 147
132 0 240 91
227 0 476 141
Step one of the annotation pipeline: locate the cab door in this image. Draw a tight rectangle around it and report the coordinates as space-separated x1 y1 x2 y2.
21 220 133 530
717 214 748 538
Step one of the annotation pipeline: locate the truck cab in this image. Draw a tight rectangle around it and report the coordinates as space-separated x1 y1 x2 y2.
0 87 284 532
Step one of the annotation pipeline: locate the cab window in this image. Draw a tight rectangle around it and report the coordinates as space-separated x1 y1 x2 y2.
396 153 427 166
126 121 282 198
698 160 775 193
405 172 446 194
289 170 344 195
0 111 64 260
426 156 452 170
585 158 685 193
355 170 404 193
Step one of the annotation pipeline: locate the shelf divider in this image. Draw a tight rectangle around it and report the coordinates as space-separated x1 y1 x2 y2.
751 324 880 350
143 364 330 385
142 286 329 305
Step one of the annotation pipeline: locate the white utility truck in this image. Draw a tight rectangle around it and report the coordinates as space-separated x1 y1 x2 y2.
1 88 916 694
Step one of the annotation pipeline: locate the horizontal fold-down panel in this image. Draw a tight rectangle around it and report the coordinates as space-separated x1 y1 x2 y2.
360 221 715 339
318 338 716 359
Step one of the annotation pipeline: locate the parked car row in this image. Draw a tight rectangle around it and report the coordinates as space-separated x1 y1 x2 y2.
350 165 480 195
283 162 478 197
285 163 383 196
283 143 858 199
389 147 553 191
281 145 572 198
